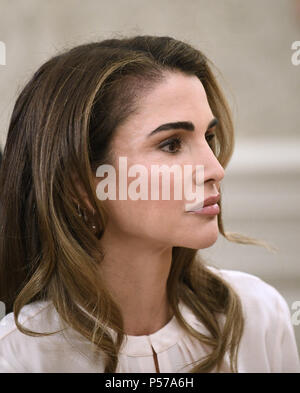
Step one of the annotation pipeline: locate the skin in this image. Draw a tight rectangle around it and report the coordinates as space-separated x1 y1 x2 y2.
82 71 224 336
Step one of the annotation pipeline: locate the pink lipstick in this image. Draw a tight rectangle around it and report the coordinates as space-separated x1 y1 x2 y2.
185 194 220 215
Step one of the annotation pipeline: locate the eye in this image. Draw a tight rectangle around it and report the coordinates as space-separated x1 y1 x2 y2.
206 132 215 146
159 136 183 154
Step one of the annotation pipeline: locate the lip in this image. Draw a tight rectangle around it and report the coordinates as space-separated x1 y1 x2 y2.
185 194 220 214
203 194 220 207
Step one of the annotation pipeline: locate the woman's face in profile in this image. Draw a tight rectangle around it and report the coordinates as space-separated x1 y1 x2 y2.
95 71 225 250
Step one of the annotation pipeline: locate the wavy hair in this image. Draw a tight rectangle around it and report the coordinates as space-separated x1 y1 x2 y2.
0 35 272 372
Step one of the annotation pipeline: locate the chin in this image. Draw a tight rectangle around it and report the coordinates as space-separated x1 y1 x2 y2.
177 224 219 249
198 235 219 249
188 236 218 250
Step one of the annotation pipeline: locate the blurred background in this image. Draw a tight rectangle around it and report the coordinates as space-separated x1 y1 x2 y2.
0 0 299 351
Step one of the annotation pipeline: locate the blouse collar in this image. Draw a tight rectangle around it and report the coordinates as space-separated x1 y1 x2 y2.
107 300 201 357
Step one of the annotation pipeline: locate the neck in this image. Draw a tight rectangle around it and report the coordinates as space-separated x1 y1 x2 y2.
97 227 174 336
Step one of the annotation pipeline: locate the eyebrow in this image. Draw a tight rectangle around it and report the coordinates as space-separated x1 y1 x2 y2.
147 117 218 137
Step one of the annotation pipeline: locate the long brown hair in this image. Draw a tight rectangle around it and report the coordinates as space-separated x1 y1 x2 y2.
0 35 272 372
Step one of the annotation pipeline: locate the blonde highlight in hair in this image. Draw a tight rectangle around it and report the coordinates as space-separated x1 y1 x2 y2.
0 35 272 373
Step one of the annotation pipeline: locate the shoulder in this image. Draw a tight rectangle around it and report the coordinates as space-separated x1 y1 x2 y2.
206 266 300 372
0 300 61 339
0 300 57 332
207 266 290 319
0 300 67 372
0 300 105 372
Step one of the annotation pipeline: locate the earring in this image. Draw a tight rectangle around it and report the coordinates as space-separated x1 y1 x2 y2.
83 208 88 223
77 203 88 222
77 203 83 217
90 209 96 231
77 203 97 233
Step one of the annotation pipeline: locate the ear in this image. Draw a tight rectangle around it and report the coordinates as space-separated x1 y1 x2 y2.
70 172 95 213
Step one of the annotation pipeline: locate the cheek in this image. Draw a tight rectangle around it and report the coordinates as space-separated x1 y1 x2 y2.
98 168 184 233
96 162 219 249
102 196 182 234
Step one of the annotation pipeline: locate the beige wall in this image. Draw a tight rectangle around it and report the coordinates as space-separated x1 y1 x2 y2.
0 0 299 349
0 0 299 147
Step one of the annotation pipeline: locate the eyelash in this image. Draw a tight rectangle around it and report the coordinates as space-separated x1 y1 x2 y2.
159 133 215 154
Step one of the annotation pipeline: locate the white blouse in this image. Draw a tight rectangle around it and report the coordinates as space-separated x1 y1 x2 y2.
0 268 299 373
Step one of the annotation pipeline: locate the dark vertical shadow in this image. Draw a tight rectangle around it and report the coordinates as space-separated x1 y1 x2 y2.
151 345 160 373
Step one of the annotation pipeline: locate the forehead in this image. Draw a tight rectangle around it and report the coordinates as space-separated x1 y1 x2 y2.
110 72 215 155
118 71 213 135
140 71 208 108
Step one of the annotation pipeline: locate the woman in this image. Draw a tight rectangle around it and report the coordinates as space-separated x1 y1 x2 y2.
0 35 299 373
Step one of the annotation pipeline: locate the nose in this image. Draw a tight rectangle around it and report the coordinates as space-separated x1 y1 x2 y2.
194 145 225 191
